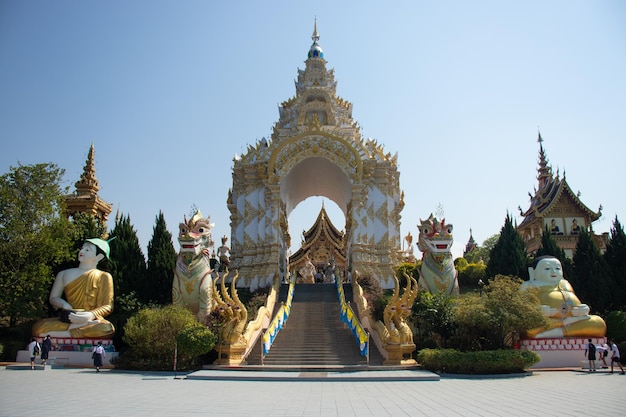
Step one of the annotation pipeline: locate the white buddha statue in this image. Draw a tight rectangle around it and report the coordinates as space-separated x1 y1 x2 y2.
521 255 605 338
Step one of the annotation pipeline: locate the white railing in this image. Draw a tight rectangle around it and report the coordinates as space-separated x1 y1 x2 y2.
260 280 295 364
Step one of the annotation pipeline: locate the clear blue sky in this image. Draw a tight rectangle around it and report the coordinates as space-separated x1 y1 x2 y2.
1 0 625 259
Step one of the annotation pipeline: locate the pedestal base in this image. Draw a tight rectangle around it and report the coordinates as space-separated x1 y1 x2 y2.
16 338 118 366
214 343 246 365
520 337 606 368
383 343 417 366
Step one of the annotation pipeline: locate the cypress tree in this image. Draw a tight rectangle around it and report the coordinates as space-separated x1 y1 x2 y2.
571 228 613 313
146 211 177 305
108 213 147 302
485 213 529 280
604 216 626 309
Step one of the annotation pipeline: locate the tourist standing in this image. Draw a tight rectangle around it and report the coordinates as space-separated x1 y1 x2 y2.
585 338 597 372
40 335 52 366
27 337 40 370
609 339 625 375
92 341 105 372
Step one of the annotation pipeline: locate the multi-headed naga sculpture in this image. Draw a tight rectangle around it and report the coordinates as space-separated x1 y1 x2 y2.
212 269 248 345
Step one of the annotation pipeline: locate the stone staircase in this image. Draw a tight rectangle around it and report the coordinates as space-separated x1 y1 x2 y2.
244 283 383 367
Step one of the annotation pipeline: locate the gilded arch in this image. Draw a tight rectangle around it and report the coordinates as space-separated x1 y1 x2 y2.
227 29 403 290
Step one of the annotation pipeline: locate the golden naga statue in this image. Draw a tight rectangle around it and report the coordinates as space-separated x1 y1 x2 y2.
521 256 606 338
212 269 248 345
32 238 115 338
376 273 419 345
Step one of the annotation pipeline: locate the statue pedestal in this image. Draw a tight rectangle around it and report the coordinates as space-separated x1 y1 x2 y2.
520 337 606 368
214 343 246 365
383 343 417 366
16 337 118 367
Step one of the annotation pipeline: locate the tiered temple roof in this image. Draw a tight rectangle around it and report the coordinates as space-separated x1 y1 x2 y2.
518 133 604 257
289 204 346 279
64 144 112 224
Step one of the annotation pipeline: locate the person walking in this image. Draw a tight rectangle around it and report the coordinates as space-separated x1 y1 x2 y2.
585 338 597 372
40 335 52 366
609 339 625 374
597 342 610 369
92 341 105 372
27 337 40 370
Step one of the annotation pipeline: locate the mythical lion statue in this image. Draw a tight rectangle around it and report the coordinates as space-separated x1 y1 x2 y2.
172 209 215 321
417 214 459 297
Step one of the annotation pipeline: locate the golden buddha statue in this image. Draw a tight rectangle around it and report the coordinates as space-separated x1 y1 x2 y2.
32 238 115 338
522 256 605 338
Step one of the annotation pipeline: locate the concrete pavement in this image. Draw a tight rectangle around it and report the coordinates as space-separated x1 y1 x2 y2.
1 366 625 416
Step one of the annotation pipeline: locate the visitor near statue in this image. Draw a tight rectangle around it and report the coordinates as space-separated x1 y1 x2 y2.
40 335 52 366
27 337 40 370
521 256 606 338
31 238 115 338
585 338 597 372
92 340 106 372
609 339 625 374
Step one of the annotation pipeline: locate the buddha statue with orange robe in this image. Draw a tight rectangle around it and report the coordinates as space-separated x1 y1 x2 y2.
32 238 115 338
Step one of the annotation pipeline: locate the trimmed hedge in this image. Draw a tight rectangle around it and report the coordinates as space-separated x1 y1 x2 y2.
418 348 540 374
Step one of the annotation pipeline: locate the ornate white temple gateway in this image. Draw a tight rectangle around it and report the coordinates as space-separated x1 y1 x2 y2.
228 22 404 290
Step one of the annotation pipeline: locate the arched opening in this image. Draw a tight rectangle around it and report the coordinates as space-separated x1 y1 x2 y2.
280 156 352 216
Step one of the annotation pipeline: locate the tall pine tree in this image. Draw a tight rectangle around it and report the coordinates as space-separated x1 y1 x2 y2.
604 216 626 309
146 211 176 305
485 213 529 280
571 228 613 313
108 213 147 303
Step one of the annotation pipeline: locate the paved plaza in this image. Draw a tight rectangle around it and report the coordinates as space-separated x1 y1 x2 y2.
1 367 625 417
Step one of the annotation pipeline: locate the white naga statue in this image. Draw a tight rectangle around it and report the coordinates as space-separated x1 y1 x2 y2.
172 210 215 321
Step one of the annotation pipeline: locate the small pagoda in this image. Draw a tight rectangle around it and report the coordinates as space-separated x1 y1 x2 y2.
64 144 112 224
518 133 606 257
289 204 347 281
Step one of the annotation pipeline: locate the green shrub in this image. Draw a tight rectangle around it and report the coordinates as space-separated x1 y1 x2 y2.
176 323 216 358
115 304 215 371
417 348 540 374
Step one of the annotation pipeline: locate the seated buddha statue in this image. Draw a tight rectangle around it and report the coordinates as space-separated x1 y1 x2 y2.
32 238 115 338
521 255 605 338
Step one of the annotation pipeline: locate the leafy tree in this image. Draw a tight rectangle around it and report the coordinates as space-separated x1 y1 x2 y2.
571 228 613 312
108 213 147 301
454 275 547 351
176 323 217 358
119 305 214 370
464 234 499 265
146 211 176 305
0 163 74 326
604 216 626 309
411 291 457 348
605 310 626 342
456 260 487 288
485 214 528 280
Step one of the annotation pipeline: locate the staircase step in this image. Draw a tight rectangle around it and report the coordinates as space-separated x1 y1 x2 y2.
244 284 380 366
